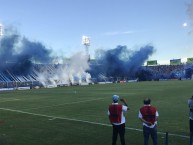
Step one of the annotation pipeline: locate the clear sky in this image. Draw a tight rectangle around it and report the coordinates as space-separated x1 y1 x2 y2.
0 0 193 64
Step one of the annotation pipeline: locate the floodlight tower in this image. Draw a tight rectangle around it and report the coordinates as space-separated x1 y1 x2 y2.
0 23 3 50
0 23 3 36
82 35 90 58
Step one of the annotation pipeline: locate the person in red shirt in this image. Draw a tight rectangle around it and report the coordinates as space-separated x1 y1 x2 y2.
108 95 129 145
138 98 159 145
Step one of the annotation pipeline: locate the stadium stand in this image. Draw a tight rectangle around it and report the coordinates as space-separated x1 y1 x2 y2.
0 61 192 89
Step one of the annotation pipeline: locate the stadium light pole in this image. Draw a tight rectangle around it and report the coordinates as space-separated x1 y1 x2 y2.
82 35 90 61
0 23 3 48
0 23 3 87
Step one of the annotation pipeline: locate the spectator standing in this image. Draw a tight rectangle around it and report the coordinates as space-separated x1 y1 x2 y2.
138 98 159 145
108 95 129 145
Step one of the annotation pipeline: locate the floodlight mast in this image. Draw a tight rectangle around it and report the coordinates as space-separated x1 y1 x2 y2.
0 23 3 49
0 23 3 37
82 35 90 58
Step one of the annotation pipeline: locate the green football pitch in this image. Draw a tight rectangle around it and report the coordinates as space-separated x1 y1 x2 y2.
0 80 192 145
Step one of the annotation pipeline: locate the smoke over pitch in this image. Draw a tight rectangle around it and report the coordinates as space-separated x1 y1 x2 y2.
0 26 156 85
89 45 155 79
0 30 53 74
0 27 90 86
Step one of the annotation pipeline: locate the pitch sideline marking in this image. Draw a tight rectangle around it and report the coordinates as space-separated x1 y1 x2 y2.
0 107 189 139
0 99 20 103
23 97 107 110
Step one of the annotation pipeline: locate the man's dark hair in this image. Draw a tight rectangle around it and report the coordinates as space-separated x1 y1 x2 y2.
113 100 118 103
144 98 151 105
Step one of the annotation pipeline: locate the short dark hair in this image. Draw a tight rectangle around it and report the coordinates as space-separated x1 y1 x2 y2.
113 100 118 103
144 98 151 105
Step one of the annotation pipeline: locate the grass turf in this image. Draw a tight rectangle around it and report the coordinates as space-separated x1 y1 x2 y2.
0 80 192 145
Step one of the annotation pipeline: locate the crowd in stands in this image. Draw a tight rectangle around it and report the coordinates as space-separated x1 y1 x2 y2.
0 63 192 88
146 64 184 74
145 64 185 79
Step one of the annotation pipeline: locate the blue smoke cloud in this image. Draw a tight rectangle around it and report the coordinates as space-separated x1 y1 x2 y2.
89 45 155 79
0 26 156 80
0 32 53 74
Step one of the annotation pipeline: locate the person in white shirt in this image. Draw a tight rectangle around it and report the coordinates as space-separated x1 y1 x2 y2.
108 95 129 145
138 98 159 145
